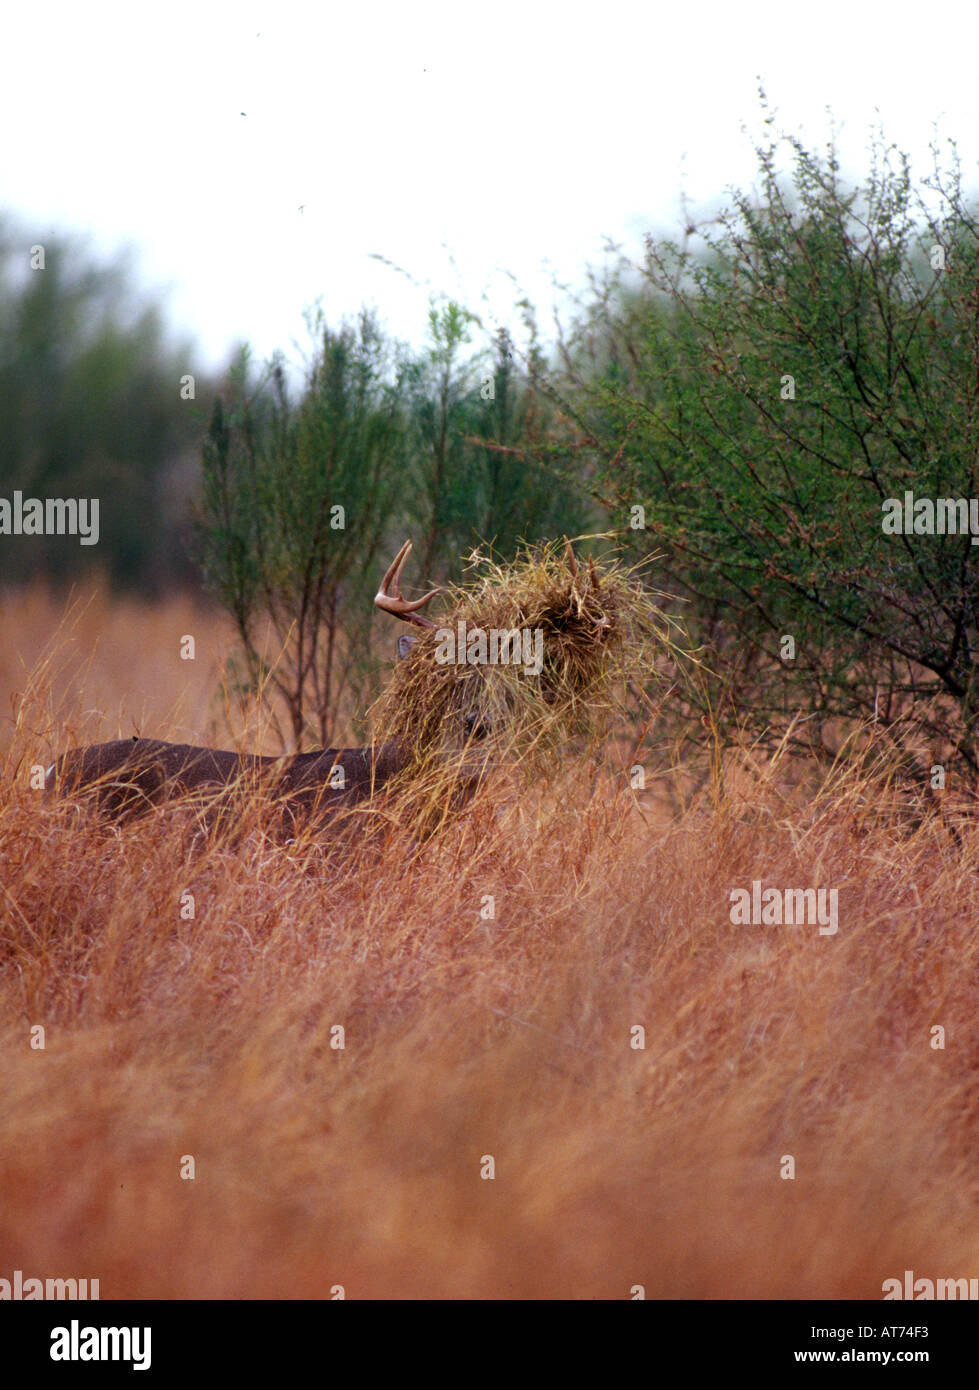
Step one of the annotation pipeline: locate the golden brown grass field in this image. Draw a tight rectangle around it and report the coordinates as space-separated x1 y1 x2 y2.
2 581 978 1299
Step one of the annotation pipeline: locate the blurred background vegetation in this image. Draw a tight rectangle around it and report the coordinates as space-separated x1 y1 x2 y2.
0 218 206 590
5 117 979 786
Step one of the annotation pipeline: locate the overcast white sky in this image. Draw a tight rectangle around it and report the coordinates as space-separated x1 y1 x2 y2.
3 0 977 374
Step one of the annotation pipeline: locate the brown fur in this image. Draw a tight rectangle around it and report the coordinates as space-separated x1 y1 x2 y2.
46 735 413 833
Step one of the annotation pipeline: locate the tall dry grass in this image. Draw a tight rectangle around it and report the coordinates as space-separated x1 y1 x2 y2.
1 582 978 1299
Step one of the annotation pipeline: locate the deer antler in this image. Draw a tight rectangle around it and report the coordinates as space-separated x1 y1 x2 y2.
564 539 579 580
566 540 611 630
565 540 603 592
375 541 441 630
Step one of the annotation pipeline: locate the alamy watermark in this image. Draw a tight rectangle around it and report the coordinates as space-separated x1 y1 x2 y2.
50 1320 151 1372
434 621 544 674
729 880 839 936
883 1269 979 1299
0 490 99 545
1 1268 99 1299
882 491 979 545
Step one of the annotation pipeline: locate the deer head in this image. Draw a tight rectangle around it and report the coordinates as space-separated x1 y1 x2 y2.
374 540 491 753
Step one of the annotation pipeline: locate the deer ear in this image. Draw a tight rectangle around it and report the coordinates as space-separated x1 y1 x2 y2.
397 634 418 661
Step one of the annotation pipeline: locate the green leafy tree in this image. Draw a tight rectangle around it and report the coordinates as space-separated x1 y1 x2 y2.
550 119 979 788
200 311 409 748
404 301 591 580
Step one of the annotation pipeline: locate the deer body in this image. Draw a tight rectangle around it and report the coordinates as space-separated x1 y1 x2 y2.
44 538 596 833
45 542 457 832
45 736 409 827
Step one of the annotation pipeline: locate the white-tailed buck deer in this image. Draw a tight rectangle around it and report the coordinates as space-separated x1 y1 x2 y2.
45 541 486 834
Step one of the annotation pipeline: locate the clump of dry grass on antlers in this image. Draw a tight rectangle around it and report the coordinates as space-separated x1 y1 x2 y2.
371 536 690 789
